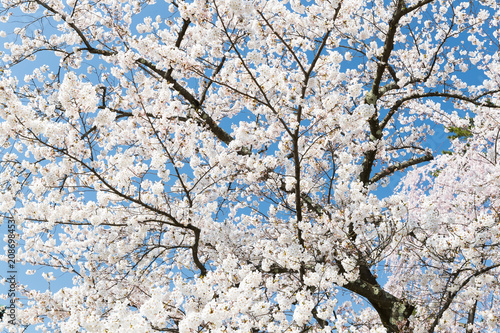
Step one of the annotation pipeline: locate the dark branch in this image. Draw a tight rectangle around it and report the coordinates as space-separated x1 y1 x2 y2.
369 153 434 184
429 264 500 333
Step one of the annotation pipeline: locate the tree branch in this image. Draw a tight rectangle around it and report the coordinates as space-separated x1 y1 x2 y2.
369 153 434 184
429 264 500 333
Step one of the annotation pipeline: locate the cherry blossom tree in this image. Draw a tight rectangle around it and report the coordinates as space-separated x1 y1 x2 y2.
0 0 500 331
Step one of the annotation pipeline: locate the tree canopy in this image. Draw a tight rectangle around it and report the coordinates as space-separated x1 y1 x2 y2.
0 0 500 332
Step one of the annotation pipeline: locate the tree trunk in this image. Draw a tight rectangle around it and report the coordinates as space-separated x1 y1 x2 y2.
344 265 414 332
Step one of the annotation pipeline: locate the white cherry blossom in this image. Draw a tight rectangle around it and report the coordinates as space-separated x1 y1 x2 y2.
0 0 499 332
